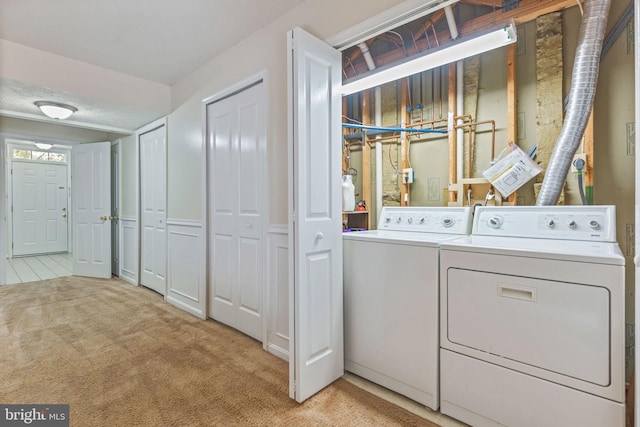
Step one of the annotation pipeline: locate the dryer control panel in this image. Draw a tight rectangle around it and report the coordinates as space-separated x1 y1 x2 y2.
378 207 473 235
473 205 616 242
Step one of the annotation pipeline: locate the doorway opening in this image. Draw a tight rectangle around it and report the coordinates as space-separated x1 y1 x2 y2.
5 139 73 284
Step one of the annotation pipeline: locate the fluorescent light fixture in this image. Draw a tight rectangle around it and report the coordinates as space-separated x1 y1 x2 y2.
34 143 53 150
342 20 517 95
34 101 78 120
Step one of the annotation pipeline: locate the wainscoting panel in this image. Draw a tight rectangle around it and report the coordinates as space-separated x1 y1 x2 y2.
166 219 206 319
266 225 289 361
120 216 138 285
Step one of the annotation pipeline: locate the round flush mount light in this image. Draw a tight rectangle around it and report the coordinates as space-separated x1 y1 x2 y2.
34 101 78 120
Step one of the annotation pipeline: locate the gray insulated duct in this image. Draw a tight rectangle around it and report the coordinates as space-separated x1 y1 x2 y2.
536 0 611 206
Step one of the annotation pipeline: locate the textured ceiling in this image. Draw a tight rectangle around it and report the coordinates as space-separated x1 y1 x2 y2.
0 0 306 134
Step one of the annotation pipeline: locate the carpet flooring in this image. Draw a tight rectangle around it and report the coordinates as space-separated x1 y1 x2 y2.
0 276 438 426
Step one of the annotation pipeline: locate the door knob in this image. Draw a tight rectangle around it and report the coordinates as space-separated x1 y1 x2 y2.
315 232 324 240
100 215 109 221
62 214 67 218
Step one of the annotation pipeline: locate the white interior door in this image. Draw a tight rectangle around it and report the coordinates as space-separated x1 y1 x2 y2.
72 141 111 278
140 126 167 295
288 27 343 403
207 80 265 342
12 161 68 256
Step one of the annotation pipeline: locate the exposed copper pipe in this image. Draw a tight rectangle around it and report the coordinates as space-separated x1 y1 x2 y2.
454 119 496 177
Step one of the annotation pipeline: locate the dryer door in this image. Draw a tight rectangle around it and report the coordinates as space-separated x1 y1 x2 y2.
446 268 610 386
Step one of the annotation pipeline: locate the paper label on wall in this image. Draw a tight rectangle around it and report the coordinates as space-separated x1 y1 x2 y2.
482 143 542 197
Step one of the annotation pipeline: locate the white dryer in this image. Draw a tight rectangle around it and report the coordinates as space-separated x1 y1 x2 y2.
343 206 473 410
439 205 625 427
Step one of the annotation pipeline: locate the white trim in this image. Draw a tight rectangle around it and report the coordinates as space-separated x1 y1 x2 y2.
266 226 289 361
202 70 268 105
202 69 269 329
119 216 138 284
166 221 205 319
268 224 288 235
634 1 640 425
166 218 202 227
0 110 135 134
111 139 121 277
325 0 459 50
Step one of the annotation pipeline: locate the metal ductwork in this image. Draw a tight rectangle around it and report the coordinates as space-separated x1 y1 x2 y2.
536 0 611 205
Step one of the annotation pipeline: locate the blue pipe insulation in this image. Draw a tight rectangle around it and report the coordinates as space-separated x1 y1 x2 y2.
342 123 447 134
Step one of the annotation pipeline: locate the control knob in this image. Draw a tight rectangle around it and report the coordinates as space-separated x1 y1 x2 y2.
567 219 577 229
589 220 600 230
407 217 413 224
441 216 454 227
488 216 503 229
546 219 555 228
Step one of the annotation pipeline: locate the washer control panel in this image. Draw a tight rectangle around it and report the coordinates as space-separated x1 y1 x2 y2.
473 205 616 242
378 207 473 234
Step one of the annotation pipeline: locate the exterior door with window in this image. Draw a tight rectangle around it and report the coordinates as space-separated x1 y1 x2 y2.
12 161 68 255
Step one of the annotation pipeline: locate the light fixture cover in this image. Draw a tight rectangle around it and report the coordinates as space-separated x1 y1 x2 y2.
34 143 53 150
342 20 518 95
34 101 78 120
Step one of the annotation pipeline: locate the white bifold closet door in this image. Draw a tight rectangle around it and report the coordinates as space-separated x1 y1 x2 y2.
140 125 167 295
207 80 265 342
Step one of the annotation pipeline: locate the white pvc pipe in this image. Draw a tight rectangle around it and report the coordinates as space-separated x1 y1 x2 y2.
358 42 376 71
444 5 459 40
375 87 383 218
456 60 464 184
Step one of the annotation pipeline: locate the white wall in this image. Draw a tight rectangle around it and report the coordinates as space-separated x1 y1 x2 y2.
168 0 406 222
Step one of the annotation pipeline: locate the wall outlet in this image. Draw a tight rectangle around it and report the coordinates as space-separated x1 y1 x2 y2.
571 153 587 173
402 168 414 184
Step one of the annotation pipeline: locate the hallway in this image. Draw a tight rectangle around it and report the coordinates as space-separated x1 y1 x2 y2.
6 253 72 284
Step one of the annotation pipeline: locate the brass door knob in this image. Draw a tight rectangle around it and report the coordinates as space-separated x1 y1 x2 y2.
62 214 67 218
100 215 109 221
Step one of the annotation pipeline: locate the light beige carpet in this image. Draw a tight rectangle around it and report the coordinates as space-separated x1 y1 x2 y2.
0 276 438 426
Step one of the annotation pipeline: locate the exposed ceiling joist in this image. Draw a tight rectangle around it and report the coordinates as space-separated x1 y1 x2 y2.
343 0 581 78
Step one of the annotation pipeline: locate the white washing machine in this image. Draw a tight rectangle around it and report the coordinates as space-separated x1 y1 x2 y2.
343 206 473 410
439 205 625 427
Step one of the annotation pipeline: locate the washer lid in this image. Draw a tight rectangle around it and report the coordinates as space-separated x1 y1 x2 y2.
343 230 463 247
441 235 625 265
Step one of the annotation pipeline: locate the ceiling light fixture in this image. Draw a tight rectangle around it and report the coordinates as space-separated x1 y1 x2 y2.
34 143 53 150
34 101 78 120
341 20 518 95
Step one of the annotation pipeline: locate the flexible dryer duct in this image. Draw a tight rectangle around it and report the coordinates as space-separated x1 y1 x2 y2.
536 0 611 205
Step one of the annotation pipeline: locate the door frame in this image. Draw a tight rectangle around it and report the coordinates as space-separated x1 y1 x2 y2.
201 69 269 337
111 139 121 276
135 117 168 292
6 140 72 258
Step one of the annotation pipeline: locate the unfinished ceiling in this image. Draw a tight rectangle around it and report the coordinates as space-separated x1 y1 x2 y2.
342 0 580 80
